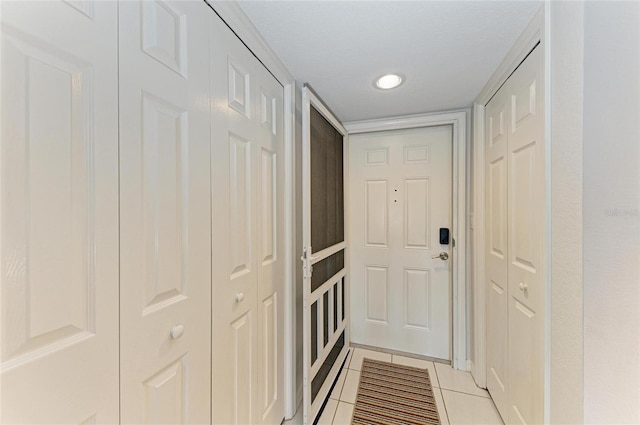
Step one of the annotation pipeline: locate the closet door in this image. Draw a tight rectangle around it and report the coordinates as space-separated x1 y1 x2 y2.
485 44 544 425
210 12 285 425
0 1 119 423
507 45 544 425
255 55 286 425
118 1 212 423
485 84 510 420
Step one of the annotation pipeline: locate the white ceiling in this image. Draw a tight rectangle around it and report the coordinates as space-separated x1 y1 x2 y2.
237 0 541 123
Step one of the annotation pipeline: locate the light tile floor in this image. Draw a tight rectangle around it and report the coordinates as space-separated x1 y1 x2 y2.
284 347 503 425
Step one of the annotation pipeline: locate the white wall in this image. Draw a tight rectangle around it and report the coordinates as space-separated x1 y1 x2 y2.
549 2 585 423
583 2 640 423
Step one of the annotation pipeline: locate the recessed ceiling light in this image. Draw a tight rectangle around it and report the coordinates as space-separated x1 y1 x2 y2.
375 74 403 90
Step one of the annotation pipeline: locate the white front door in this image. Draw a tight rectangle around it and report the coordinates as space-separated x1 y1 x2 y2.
349 126 452 360
0 1 119 423
210 11 285 425
118 1 212 423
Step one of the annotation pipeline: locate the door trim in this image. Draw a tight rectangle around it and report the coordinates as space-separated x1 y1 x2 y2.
344 110 468 371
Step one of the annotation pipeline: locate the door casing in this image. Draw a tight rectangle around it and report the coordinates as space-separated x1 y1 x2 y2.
344 110 468 371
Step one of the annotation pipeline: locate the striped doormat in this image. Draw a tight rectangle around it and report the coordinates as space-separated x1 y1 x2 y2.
351 358 441 425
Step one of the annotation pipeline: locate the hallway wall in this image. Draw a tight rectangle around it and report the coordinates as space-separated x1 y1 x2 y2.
583 2 640 423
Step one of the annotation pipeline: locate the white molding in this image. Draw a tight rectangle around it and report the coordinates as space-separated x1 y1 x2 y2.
474 7 544 105
205 1 298 419
283 83 297 421
345 110 467 134
471 102 487 388
205 0 294 85
304 85 348 136
471 0 547 402
345 110 469 371
542 4 552 422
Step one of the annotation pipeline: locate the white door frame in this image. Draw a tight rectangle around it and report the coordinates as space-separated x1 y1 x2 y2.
471 7 551 421
345 110 468 370
203 1 298 419
301 86 350 425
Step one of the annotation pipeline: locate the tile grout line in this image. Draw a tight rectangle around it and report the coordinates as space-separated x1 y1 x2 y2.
438 387 452 425
440 388 491 399
434 367 452 424
328 400 338 425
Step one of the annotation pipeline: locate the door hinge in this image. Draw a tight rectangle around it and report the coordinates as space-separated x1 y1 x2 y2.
302 246 313 279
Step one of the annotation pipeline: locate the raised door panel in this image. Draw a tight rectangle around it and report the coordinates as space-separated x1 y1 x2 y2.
230 134 253 278
141 93 189 313
143 356 188 424
365 180 389 247
404 178 430 249
2 35 95 360
0 1 119 423
509 299 537 425
119 1 211 423
365 266 388 324
231 313 254 425
404 268 431 330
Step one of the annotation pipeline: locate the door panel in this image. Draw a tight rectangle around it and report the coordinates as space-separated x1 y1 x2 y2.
365 266 388 323
485 88 510 421
485 44 544 425
256 61 285 425
1 1 119 423
405 268 431 329
231 312 253 425
211 17 259 424
211 11 285 424
365 180 389 247
119 1 211 423
405 178 431 249
349 126 452 359
507 45 543 425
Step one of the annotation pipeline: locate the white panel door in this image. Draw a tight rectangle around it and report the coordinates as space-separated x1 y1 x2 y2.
485 44 544 425
507 45 544 425
119 1 211 423
485 83 510 420
255 56 286 425
0 1 119 423
349 126 452 360
210 12 285 425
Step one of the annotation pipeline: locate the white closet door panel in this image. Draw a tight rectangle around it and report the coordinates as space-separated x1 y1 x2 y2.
507 46 544 425
0 1 119 423
256 65 286 425
485 88 509 421
210 11 285 424
211 15 259 425
119 1 211 423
